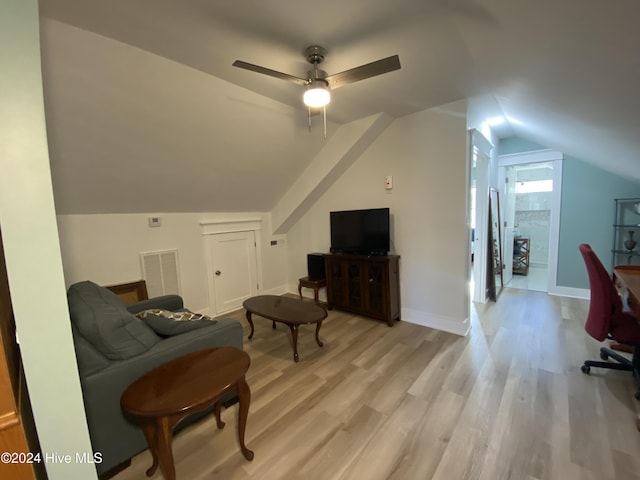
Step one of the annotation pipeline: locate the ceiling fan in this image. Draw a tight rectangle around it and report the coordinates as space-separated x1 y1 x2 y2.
233 46 401 135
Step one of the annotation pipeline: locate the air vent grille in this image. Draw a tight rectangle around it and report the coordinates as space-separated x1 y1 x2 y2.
140 249 181 298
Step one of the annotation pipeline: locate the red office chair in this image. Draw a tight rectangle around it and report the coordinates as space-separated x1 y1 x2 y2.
578 244 640 399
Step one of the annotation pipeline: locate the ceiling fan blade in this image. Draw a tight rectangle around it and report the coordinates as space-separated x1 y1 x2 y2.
325 55 401 90
232 60 309 86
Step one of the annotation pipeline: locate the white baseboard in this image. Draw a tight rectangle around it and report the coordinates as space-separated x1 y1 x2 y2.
201 284 290 318
261 284 289 296
284 283 329 303
401 307 470 336
285 283 470 336
548 285 589 299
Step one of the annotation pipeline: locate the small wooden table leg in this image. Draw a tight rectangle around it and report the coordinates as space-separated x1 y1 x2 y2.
214 400 225 429
236 376 254 461
145 416 178 480
289 324 300 362
315 320 324 347
245 311 255 339
298 282 303 300
140 421 160 477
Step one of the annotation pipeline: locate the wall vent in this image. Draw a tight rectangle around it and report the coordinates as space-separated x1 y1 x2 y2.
140 249 181 298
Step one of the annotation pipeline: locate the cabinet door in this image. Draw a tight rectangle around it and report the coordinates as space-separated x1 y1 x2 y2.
326 257 346 307
346 261 364 310
364 262 386 316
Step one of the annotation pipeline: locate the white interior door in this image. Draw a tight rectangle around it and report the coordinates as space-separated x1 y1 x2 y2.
207 230 258 315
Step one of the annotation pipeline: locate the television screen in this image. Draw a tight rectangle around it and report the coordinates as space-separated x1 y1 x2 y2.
330 208 390 255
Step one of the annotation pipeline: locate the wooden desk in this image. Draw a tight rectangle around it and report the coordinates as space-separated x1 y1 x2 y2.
613 265 640 317
612 265 640 432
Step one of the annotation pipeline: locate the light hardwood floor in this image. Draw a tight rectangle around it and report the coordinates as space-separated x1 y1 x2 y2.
113 288 640 480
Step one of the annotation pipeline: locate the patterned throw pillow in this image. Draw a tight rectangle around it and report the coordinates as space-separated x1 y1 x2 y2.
135 309 216 336
136 309 213 321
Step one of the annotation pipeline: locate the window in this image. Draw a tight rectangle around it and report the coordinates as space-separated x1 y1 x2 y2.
515 179 552 193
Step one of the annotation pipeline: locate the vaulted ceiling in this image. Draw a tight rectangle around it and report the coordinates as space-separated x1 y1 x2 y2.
38 0 640 214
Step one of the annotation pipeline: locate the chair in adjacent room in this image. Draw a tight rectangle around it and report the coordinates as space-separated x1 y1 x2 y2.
578 243 640 399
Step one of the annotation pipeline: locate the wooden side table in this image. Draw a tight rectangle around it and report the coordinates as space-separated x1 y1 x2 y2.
121 348 253 480
298 276 327 305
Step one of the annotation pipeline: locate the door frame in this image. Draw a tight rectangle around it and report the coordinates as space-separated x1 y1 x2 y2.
201 218 263 315
500 165 517 286
469 129 494 304
498 149 564 293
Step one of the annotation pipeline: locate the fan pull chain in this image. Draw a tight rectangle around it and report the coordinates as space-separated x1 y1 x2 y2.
323 105 327 139
307 106 328 140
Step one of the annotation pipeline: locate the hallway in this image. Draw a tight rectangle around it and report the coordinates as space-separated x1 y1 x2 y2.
506 265 548 292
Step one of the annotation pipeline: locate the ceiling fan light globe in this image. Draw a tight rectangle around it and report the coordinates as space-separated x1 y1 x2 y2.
303 87 331 108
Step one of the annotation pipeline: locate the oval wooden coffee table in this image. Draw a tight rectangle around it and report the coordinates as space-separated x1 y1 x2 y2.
121 347 253 480
243 295 328 362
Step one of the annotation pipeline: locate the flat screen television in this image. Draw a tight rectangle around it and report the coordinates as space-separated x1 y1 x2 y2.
330 208 390 255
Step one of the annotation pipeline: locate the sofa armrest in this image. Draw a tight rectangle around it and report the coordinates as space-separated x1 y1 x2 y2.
126 294 184 314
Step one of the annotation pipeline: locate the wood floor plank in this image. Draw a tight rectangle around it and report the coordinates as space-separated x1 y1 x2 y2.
112 289 640 480
294 405 387 480
365 339 442 415
429 355 508 480
337 393 430 480
386 389 466 480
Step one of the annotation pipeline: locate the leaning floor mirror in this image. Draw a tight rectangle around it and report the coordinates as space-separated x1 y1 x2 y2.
488 188 504 301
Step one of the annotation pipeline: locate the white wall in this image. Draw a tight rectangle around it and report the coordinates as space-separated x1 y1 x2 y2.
286 102 471 335
57 212 288 314
0 2 97 478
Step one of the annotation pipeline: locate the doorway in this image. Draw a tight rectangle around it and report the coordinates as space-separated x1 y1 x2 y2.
498 151 563 293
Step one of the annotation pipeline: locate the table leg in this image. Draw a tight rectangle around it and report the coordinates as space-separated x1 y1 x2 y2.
143 416 177 480
245 311 255 340
288 324 300 362
315 320 324 347
236 376 254 461
139 421 159 477
313 287 319 304
298 282 303 300
214 400 225 429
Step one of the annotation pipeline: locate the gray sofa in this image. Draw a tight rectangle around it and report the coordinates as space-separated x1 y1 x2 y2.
67 281 243 476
